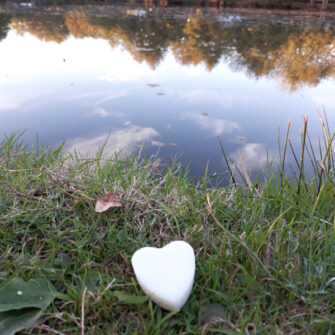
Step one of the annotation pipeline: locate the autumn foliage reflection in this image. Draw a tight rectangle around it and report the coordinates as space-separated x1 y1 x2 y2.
7 9 335 91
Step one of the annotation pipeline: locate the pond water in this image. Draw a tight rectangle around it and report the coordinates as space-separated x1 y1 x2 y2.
0 2 335 183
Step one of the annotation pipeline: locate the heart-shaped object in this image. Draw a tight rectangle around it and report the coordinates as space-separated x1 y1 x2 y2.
131 241 195 312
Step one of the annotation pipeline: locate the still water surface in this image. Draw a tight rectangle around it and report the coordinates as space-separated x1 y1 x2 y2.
1 3 335 181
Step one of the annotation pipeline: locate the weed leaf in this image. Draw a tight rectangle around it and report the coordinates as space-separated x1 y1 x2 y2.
113 291 148 304
95 191 121 212
0 308 42 335
0 278 60 312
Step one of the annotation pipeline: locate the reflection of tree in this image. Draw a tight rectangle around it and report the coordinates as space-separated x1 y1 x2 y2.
229 23 335 91
8 8 335 90
172 13 226 70
65 11 184 69
272 29 335 91
64 11 97 38
0 13 11 41
227 23 293 77
11 14 68 43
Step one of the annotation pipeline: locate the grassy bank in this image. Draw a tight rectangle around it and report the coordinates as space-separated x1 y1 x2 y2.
0 125 335 334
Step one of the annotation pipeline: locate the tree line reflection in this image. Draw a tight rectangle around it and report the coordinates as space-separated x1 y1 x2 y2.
1 7 335 91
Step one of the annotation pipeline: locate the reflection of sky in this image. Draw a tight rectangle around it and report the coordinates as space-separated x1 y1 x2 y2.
66 125 160 158
0 31 334 179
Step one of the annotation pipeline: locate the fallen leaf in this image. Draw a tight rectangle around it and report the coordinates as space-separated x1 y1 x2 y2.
198 303 226 326
320 161 327 174
95 191 121 213
119 252 128 264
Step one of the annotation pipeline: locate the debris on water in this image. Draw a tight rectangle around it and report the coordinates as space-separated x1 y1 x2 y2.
157 92 164 96
150 140 164 147
201 113 209 117
237 136 246 141
147 83 160 88
20 2 33 7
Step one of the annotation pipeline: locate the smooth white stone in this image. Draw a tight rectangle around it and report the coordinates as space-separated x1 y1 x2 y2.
131 241 195 312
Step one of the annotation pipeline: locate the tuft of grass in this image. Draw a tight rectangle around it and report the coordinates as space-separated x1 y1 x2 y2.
0 116 335 334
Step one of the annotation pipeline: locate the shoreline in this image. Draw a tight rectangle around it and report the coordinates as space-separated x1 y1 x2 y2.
1 126 335 333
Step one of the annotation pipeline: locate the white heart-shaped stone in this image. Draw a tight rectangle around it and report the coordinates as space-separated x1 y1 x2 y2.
131 241 195 312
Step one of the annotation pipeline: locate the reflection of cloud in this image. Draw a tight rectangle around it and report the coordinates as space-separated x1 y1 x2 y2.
310 94 335 109
93 107 109 117
230 143 277 171
66 90 128 105
92 107 124 118
0 91 48 111
99 61 153 82
0 94 21 110
183 113 240 136
150 140 164 147
178 89 234 108
66 125 160 157
183 66 204 78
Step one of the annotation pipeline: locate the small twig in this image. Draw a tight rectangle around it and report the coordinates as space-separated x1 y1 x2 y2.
96 278 116 301
201 317 241 335
67 313 81 328
265 232 274 266
39 324 66 335
76 192 95 201
298 115 308 194
200 323 209 335
238 149 252 191
218 136 236 185
0 207 70 221
206 193 273 279
280 119 291 186
81 287 87 335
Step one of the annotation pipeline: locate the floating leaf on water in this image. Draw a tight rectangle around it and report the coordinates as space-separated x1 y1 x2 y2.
95 191 121 213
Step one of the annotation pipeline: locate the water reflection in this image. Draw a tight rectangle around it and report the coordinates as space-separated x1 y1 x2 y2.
183 113 240 136
230 143 277 171
0 3 335 181
1 7 334 91
66 125 160 158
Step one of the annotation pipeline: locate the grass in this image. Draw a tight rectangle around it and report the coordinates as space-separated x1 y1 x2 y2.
0 114 335 334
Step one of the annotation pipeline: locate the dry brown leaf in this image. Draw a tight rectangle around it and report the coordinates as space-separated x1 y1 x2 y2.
320 161 327 174
95 191 121 213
